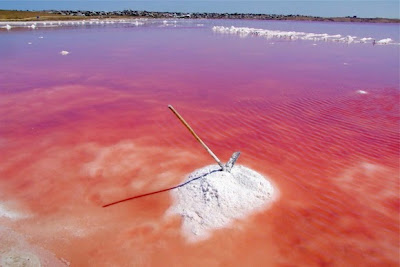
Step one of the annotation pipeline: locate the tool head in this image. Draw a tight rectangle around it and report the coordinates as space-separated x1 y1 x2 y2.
225 151 241 172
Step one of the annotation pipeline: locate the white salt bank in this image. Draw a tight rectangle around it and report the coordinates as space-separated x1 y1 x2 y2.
167 164 276 242
60 50 69 56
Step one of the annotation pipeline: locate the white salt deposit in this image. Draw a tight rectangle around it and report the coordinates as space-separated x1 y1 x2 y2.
0 226 66 267
212 25 398 45
376 38 393 44
167 164 275 242
0 19 149 30
60 50 69 56
357 90 368 94
1 251 42 267
360 37 374 42
0 203 29 220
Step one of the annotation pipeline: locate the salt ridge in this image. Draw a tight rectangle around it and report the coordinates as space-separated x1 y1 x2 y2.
166 164 275 242
212 25 398 45
0 19 148 29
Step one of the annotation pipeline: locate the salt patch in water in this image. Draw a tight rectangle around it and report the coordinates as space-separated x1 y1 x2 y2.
0 19 147 30
376 38 393 44
60 51 69 56
167 164 275 242
212 26 398 45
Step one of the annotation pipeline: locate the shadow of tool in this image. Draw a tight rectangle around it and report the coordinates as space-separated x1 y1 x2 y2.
102 169 221 208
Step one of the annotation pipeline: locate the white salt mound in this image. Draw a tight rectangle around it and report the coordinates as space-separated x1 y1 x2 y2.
167 164 275 242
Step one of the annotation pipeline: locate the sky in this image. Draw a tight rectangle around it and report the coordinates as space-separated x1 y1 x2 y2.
0 1 399 18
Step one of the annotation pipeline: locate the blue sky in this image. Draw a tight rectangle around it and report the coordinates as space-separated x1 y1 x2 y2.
1 1 399 18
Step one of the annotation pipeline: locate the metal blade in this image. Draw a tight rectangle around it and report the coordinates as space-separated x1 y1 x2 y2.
225 151 241 172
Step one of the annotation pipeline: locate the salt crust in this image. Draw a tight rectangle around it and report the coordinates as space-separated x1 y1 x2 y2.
0 19 146 30
1 251 41 267
0 226 66 267
0 203 29 220
166 164 275 242
212 25 398 45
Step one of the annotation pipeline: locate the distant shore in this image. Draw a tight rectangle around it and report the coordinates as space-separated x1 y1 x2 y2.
0 9 399 23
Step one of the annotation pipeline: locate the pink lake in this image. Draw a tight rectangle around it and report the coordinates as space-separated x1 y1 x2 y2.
0 19 399 266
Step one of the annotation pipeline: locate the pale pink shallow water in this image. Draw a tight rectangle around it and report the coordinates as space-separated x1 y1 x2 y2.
0 19 399 266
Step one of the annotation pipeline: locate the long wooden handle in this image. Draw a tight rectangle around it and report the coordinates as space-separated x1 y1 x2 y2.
168 105 225 170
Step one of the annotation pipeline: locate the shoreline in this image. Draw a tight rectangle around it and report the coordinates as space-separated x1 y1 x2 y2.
1 9 399 23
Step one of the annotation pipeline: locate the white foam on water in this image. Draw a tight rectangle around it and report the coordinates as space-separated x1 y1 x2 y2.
166 164 276 242
212 25 398 45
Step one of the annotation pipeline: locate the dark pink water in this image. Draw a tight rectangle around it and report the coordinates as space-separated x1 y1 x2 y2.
0 20 399 266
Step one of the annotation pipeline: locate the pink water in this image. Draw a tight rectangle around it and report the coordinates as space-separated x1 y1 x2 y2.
0 20 399 266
